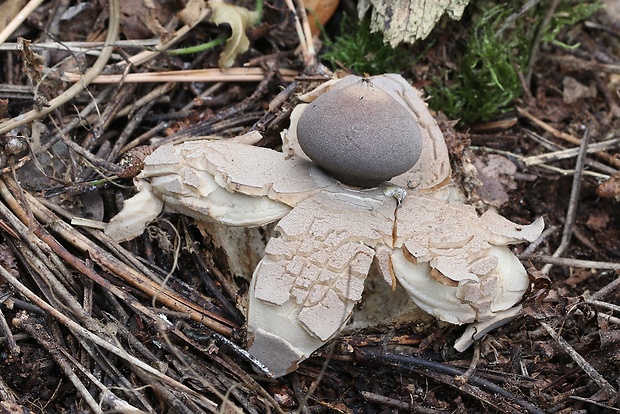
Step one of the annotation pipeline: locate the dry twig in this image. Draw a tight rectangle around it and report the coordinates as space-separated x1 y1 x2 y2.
540 126 591 274
0 0 120 135
517 107 620 169
61 67 298 84
539 321 617 396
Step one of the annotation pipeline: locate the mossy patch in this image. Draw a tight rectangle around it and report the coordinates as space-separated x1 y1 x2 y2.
320 17 417 75
427 0 602 125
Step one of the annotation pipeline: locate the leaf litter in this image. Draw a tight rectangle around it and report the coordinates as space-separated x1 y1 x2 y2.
0 0 619 412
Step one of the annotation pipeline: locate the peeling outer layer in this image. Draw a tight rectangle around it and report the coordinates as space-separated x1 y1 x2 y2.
105 181 164 242
247 190 395 377
284 73 451 191
391 195 544 325
105 138 342 242
453 305 523 352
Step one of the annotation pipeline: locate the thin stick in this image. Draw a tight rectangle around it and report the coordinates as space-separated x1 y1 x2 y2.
495 0 541 36
588 300 620 314
541 126 591 274
0 0 46 45
14 313 103 414
525 0 560 86
0 83 117 176
522 225 559 255
551 55 620 74
521 255 620 270
522 138 620 167
360 391 410 410
0 38 161 51
0 178 235 336
522 129 618 175
61 67 299 84
294 0 317 67
0 307 19 356
588 273 620 302
121 8 211 68
456 341 481 383
283 0 310 62
0 266 221 412
539 321 616 396
0 0 120 135
517 107 620 169
469 146 610 179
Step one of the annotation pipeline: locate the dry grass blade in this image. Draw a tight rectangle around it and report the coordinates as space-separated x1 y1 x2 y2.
0 245 223 411
0 0 120 135
0 177 236 335
517 107 620 169
61 67 299 84
522 137 620 167
0 0 46 45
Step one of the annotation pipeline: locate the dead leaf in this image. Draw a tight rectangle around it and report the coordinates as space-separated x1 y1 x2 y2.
305 0 339 35
358 0 470 46
597 172 620 199
178 0 208 26
586 211 610 230
121 0 180 40
473 154 517 208
562 76 597 104
209 0 259 69
0 99 8 120
17 37 45 87
564 268 595 287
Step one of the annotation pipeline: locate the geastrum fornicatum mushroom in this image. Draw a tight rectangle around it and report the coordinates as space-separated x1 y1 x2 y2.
105 74 544 377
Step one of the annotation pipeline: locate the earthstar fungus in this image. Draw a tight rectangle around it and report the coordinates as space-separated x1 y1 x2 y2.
105 74 544 377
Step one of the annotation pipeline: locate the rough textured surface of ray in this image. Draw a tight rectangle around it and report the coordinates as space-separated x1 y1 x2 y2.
247 190 395 376
392 196 543 324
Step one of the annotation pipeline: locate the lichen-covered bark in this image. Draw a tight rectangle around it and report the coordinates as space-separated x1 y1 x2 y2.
358 0 469 46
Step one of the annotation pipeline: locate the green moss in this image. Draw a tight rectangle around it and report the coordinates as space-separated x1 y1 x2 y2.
428 0 602 125
321 17 416 75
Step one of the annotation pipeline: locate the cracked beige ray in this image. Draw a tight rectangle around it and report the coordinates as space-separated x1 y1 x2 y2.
106 138 340 241
391 194 543 324
247 190 395 377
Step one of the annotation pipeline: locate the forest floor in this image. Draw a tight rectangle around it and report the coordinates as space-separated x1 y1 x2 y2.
0 0 619 413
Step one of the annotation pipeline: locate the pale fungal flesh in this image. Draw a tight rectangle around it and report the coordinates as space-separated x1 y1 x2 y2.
104 74 544 378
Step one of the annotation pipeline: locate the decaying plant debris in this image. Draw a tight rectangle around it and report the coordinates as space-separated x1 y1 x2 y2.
0 0 619 413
